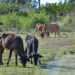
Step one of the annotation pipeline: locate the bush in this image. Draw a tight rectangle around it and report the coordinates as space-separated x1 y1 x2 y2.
31 13 48 27
16 11 28 17
0 13 21 28
57 16 72 32
18 13 48 28
0 12 48 29
0 2 19 14
0 2 9 14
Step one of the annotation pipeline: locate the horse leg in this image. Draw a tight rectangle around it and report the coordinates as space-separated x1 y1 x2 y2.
30 55 33 64
55 32 56 38
48 32 50 38
46 32 47 37
25 48 27 56
29 52 33 64
0 47 4 65
46 32 50 38
0 50 2 65
7 50 13 66
15 54 18 66
58 31 60 38
1 47 4 65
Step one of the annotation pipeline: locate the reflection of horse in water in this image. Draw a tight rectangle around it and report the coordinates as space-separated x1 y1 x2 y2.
0 33 29 67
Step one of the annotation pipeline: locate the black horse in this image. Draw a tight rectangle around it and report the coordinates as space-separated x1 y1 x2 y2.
25 35 43 65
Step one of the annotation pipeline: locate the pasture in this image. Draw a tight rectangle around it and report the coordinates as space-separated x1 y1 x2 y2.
0 1 75 75
0 31 75 75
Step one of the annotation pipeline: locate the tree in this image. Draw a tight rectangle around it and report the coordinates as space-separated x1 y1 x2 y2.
69 0 75 2
17 0 25 4
31 0 38 8
26 0 32 7
38 0 40 9
64 0 66 3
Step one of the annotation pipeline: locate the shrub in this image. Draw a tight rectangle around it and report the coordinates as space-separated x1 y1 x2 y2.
0 12 48 29
16 11 28 17
31 13 48 27
0 13 21 28
57 16 72 32
0 2 9 14
0 2 19 14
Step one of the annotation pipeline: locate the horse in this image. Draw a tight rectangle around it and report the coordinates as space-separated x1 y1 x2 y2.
0 33 29 67
25 35 43 65
36 23 49 37
40 23 60 38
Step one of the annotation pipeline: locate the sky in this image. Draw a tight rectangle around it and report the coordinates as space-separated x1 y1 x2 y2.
41 0 64 5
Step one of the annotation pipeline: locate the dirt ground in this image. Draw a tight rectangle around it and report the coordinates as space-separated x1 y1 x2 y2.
39 36 75 75
39 37 75 48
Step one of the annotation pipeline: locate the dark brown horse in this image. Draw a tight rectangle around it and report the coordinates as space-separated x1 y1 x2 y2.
0 33 29 67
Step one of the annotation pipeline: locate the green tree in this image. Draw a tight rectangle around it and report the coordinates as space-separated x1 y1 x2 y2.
17 0 25 4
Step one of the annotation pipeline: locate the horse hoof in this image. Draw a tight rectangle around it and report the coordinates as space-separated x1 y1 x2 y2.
7 62 9 66
0 62 3 65
16 64 18 66
31 62 33 64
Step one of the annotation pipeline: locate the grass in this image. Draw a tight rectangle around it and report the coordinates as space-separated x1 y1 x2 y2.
0 31 75 75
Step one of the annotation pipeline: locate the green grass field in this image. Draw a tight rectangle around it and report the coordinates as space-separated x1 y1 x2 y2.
0 31 75 75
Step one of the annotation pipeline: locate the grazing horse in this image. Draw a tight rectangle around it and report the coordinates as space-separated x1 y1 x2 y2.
36 23 45 32
25 35 43 65
36 23 49 37
40 23 60 38
0 33 29 67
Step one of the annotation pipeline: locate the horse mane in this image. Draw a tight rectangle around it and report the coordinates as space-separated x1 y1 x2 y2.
15 36 25 54
2 33 9 39
25 35 38 53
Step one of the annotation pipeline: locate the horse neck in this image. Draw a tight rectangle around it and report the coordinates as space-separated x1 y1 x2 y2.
17 47 25 57
16 37 25 57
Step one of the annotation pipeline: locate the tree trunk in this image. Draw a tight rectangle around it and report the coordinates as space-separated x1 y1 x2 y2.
38 0 40 9
64 0 66 3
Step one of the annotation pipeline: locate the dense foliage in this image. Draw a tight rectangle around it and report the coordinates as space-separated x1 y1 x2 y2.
0 0 74 30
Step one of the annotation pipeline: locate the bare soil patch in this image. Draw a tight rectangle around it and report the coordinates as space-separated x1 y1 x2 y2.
39 38 74 47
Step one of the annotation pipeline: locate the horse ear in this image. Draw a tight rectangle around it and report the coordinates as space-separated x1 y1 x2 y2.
38 54 43 58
